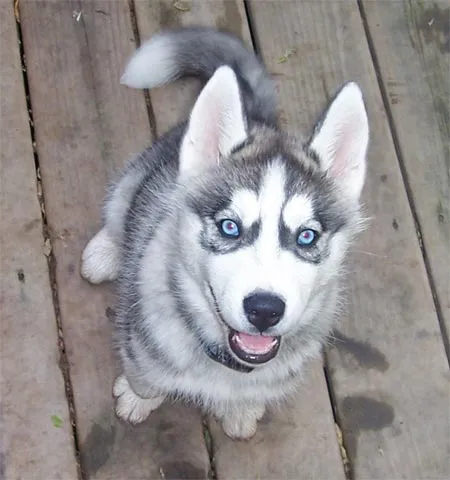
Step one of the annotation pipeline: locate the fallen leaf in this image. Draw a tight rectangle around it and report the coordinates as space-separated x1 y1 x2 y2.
14 0 20 23
72 10 82 22
173 1 190 11
277 48 297 64
51 415 63 428
43 238 52 257
335 423 351 472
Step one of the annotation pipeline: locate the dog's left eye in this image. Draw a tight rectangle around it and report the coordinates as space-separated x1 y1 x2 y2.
220 219 240 238
297 228 318 246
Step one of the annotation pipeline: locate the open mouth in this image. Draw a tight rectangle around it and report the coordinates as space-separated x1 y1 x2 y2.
228 329 280 364
208 284 280 365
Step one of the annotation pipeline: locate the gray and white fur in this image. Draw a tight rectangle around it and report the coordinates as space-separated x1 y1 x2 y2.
81 27 369 440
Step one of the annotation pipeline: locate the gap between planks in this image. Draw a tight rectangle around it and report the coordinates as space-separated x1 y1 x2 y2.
14 5 82 479
128 0 158 139
323 359 353 480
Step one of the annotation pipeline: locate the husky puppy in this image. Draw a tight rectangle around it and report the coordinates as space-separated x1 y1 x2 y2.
81 27 369 440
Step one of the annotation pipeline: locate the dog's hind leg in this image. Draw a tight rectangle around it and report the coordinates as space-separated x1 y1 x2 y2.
81 160 141 284
220 403 266 440
81 227 120 284
113 374 166 424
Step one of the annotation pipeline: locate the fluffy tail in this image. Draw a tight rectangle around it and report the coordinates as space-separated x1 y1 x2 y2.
121 27 277 126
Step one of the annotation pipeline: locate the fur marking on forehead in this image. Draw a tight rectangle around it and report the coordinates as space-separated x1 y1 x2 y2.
229 189 259 228
259 162 286 219
255 162 286 255
283 195 314 231
224 161 287 229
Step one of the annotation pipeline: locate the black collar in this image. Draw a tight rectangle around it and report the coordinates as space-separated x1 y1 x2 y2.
204 343 254 373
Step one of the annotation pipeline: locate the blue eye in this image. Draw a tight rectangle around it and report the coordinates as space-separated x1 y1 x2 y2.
297 229 317 246
220 219 240 238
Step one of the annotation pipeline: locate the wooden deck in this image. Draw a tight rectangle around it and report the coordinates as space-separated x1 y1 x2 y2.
1 1 449 479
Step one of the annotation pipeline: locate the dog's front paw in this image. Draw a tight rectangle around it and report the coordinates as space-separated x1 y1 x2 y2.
81 228 120 284
221 404 265 440
113 375 165 424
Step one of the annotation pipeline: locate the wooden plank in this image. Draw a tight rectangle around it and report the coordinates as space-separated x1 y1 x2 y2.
209 360 346 480
0 3 78 479
134 2 346 479
248 1 450 478
361 0 450 355
20 1 208 478
135 0 253 136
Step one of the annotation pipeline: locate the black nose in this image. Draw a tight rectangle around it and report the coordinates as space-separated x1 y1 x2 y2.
243 292 286 332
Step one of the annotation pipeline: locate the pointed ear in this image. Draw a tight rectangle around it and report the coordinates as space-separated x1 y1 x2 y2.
179 66 247 178
308 82 369 201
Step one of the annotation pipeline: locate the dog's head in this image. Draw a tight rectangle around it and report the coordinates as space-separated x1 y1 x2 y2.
176 67 369 367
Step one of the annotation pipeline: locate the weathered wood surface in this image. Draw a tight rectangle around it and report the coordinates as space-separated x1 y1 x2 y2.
19 1 208 478
248 1 450 478
209 360 346 480
4 0 449 478
0 2 78 479
361 0 450 357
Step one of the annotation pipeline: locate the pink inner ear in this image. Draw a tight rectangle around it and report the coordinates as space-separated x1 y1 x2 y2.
309 82 368 200
328 111 366 182
191 95 222 166
179 66 248 177
329 126 354 179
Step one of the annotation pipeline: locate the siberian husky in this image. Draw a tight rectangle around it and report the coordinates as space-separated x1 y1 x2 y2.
81 27 369 440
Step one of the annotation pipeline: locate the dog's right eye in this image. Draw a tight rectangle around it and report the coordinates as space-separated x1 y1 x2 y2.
296 228 318 247
219 219 240 238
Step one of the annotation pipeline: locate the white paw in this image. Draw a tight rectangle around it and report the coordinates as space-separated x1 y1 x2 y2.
81 228 120 284
113 375 165 425
221 404 265 440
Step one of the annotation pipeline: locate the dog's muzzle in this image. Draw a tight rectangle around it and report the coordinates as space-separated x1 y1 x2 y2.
208 284 281 368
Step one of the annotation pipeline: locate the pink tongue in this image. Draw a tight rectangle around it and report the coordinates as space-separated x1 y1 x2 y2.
236 332 275 353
